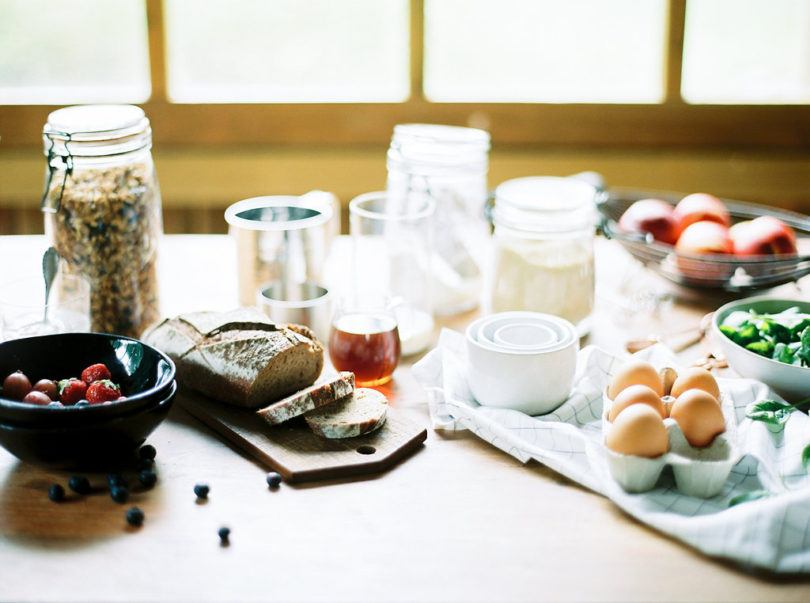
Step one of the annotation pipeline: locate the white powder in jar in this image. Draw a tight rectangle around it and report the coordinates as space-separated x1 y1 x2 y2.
489 237 594 328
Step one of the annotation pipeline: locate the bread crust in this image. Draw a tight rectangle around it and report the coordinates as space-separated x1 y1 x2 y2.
142 308 324 408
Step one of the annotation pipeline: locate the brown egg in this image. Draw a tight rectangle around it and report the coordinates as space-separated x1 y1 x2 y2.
605 404 668 458
607 359 663 400
670 388 726 447
608 384 666 422
670 367 720 400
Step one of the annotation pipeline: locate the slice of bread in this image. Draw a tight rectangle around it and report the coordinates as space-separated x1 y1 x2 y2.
304 388 388 439
256 372 355 425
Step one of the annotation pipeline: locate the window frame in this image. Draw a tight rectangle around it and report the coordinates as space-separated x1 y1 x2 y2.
1 0 808 149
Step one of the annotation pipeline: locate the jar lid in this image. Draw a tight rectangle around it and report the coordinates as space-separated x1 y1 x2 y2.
492 176 597 233
225 196 333 232
387 123 490 173
43 104 151 157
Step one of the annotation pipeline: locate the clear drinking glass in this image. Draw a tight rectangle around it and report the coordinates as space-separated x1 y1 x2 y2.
348 191 435 355
328 294 401 387
0 272 90 342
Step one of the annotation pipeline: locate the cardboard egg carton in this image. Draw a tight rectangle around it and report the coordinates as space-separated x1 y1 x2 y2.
602 390 739 498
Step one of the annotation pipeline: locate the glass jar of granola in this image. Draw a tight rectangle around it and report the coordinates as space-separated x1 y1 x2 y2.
41 104 162 338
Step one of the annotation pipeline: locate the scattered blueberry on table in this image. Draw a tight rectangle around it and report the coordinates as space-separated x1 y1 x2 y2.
218 526 230 545
194 484 210 500
110 486 130 504
48 484 65 502
68 475 91 495
126 507 145 527
139 469 157 489
138 445 157 461
266 472 282 488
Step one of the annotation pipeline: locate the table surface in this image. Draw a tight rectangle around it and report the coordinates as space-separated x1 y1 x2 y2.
2 234 810 602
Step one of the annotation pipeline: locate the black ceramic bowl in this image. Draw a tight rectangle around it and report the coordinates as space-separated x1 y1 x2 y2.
0 381 176 468
0 332 175 427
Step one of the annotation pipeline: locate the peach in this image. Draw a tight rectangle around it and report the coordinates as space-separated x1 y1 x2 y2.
676 221 733 256
730 216 797 256
673 193 731 232
675 221 734 284
617 199 680 245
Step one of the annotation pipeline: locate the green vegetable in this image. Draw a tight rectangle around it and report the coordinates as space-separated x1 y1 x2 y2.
745 397 810 426
802 444 810 472
729 490 772 507
720 307 810 366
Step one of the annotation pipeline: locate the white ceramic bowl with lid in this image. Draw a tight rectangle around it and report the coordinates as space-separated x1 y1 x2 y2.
465 311 579 415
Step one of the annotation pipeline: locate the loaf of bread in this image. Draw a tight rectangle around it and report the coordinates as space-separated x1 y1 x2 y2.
142 307 324 408
257 371 355 425
304 388 388 439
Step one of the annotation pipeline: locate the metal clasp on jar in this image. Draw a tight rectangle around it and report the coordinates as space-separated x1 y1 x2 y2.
40 130 74 214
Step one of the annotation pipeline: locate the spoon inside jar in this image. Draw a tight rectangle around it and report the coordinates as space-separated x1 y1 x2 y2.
42 247 59 323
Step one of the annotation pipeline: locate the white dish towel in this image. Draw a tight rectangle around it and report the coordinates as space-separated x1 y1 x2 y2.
412 328 810 573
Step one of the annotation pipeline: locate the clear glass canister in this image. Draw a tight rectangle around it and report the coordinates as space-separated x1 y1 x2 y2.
487 176 597 336
386 123 490 315
41 104 162 338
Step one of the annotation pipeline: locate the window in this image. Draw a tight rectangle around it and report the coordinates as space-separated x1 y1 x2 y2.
424 0 668 103
0 0 150 104
0 0 808 148
163 0 409 103
682 0 810 104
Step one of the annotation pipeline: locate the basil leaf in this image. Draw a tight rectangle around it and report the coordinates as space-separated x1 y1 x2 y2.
803 444 810 472
745 340 774 357
762 319 792 344
774 342 794 364
746 399 794 425
729 490 772 507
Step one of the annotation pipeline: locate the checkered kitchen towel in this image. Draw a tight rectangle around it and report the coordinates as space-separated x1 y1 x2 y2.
412 328 810 573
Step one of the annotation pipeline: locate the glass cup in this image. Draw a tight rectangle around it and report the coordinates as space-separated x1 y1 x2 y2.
0 272 91 342
348 191 435 356
328 294 401 387
257 280 332 344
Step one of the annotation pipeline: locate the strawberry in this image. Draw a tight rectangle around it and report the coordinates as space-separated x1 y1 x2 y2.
81 363 111 384
86 380 121 405
59 378 87 406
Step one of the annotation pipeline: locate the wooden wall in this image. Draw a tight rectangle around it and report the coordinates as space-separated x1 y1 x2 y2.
2 145 809 235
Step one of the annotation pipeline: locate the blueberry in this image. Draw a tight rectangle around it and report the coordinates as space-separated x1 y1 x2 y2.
266 471 282 488
218 526 230 544
136 457 154 471
138 444 156 461
74 400 90 407
194 484 209 499
138 469 157 489
48 484 65 502
68 475 91 495
126 507 144 527
111 485 129 504
47 401 63 408
107 473 128 489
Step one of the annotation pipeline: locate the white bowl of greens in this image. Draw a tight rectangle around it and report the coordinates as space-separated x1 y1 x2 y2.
713 296 810 402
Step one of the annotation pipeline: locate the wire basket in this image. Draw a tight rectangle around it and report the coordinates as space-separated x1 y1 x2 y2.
598 188 810 292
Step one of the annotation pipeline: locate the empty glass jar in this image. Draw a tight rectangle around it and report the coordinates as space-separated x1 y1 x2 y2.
386 123 490 315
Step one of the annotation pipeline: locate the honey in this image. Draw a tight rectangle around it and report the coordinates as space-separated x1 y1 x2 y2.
329 313 401 386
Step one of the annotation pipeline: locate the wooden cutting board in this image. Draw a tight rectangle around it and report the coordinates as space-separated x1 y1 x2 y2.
176 389 427 483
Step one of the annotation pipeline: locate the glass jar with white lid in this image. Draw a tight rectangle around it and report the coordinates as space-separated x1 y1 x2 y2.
486 176 598 336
